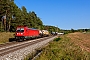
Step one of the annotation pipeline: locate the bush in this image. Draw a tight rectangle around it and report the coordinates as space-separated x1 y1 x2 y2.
54 37 61 41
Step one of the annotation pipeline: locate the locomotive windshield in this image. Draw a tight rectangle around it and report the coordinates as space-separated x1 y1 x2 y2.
16 28 24 32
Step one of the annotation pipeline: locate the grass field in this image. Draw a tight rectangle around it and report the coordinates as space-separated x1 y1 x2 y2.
35 32 90 60
0 32 14 44
0 32 90 60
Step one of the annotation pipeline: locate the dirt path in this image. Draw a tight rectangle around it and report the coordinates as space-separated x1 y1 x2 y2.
67 32 90 52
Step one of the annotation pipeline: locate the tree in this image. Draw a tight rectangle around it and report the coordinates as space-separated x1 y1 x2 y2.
0 0 14 31
0 0 60 32
71 28 74 33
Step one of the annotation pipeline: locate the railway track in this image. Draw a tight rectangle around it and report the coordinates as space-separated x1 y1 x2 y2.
0 36 55 57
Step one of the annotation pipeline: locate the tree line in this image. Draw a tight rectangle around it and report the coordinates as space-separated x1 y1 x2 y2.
0 0 60 32
0 0 89 34
60 28 90 34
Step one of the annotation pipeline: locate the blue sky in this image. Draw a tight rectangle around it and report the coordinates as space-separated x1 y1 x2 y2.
14 0 90 30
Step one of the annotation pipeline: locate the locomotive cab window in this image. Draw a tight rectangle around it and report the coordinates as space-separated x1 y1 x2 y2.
16 28 24 32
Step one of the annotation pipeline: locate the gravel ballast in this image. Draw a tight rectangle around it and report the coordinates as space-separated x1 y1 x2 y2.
0 36 57 60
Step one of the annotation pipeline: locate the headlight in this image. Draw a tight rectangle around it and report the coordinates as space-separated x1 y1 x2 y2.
17 33 18 35
21 33 23 35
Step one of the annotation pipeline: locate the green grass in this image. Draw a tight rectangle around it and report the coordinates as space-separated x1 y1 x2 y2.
36 36 90 60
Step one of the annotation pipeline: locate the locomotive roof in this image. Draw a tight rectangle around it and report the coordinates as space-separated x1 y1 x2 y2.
28 28 38 30
17 26 38 30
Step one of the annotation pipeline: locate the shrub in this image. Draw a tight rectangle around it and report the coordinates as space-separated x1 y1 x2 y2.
54 37 61 42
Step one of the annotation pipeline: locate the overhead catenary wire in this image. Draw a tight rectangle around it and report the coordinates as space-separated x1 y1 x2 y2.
14 0 29 17
14 0 23 8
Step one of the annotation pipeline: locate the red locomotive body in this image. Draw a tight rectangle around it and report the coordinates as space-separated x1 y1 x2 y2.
15 26 40 41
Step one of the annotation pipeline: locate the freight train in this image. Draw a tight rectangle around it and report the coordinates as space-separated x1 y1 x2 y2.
15 26 50 41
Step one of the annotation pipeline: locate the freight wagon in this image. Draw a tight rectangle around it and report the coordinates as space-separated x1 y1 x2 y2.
42 30 49 37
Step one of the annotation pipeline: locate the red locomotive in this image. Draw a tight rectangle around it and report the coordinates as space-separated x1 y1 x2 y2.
15 26 41 41
15 26 50 41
